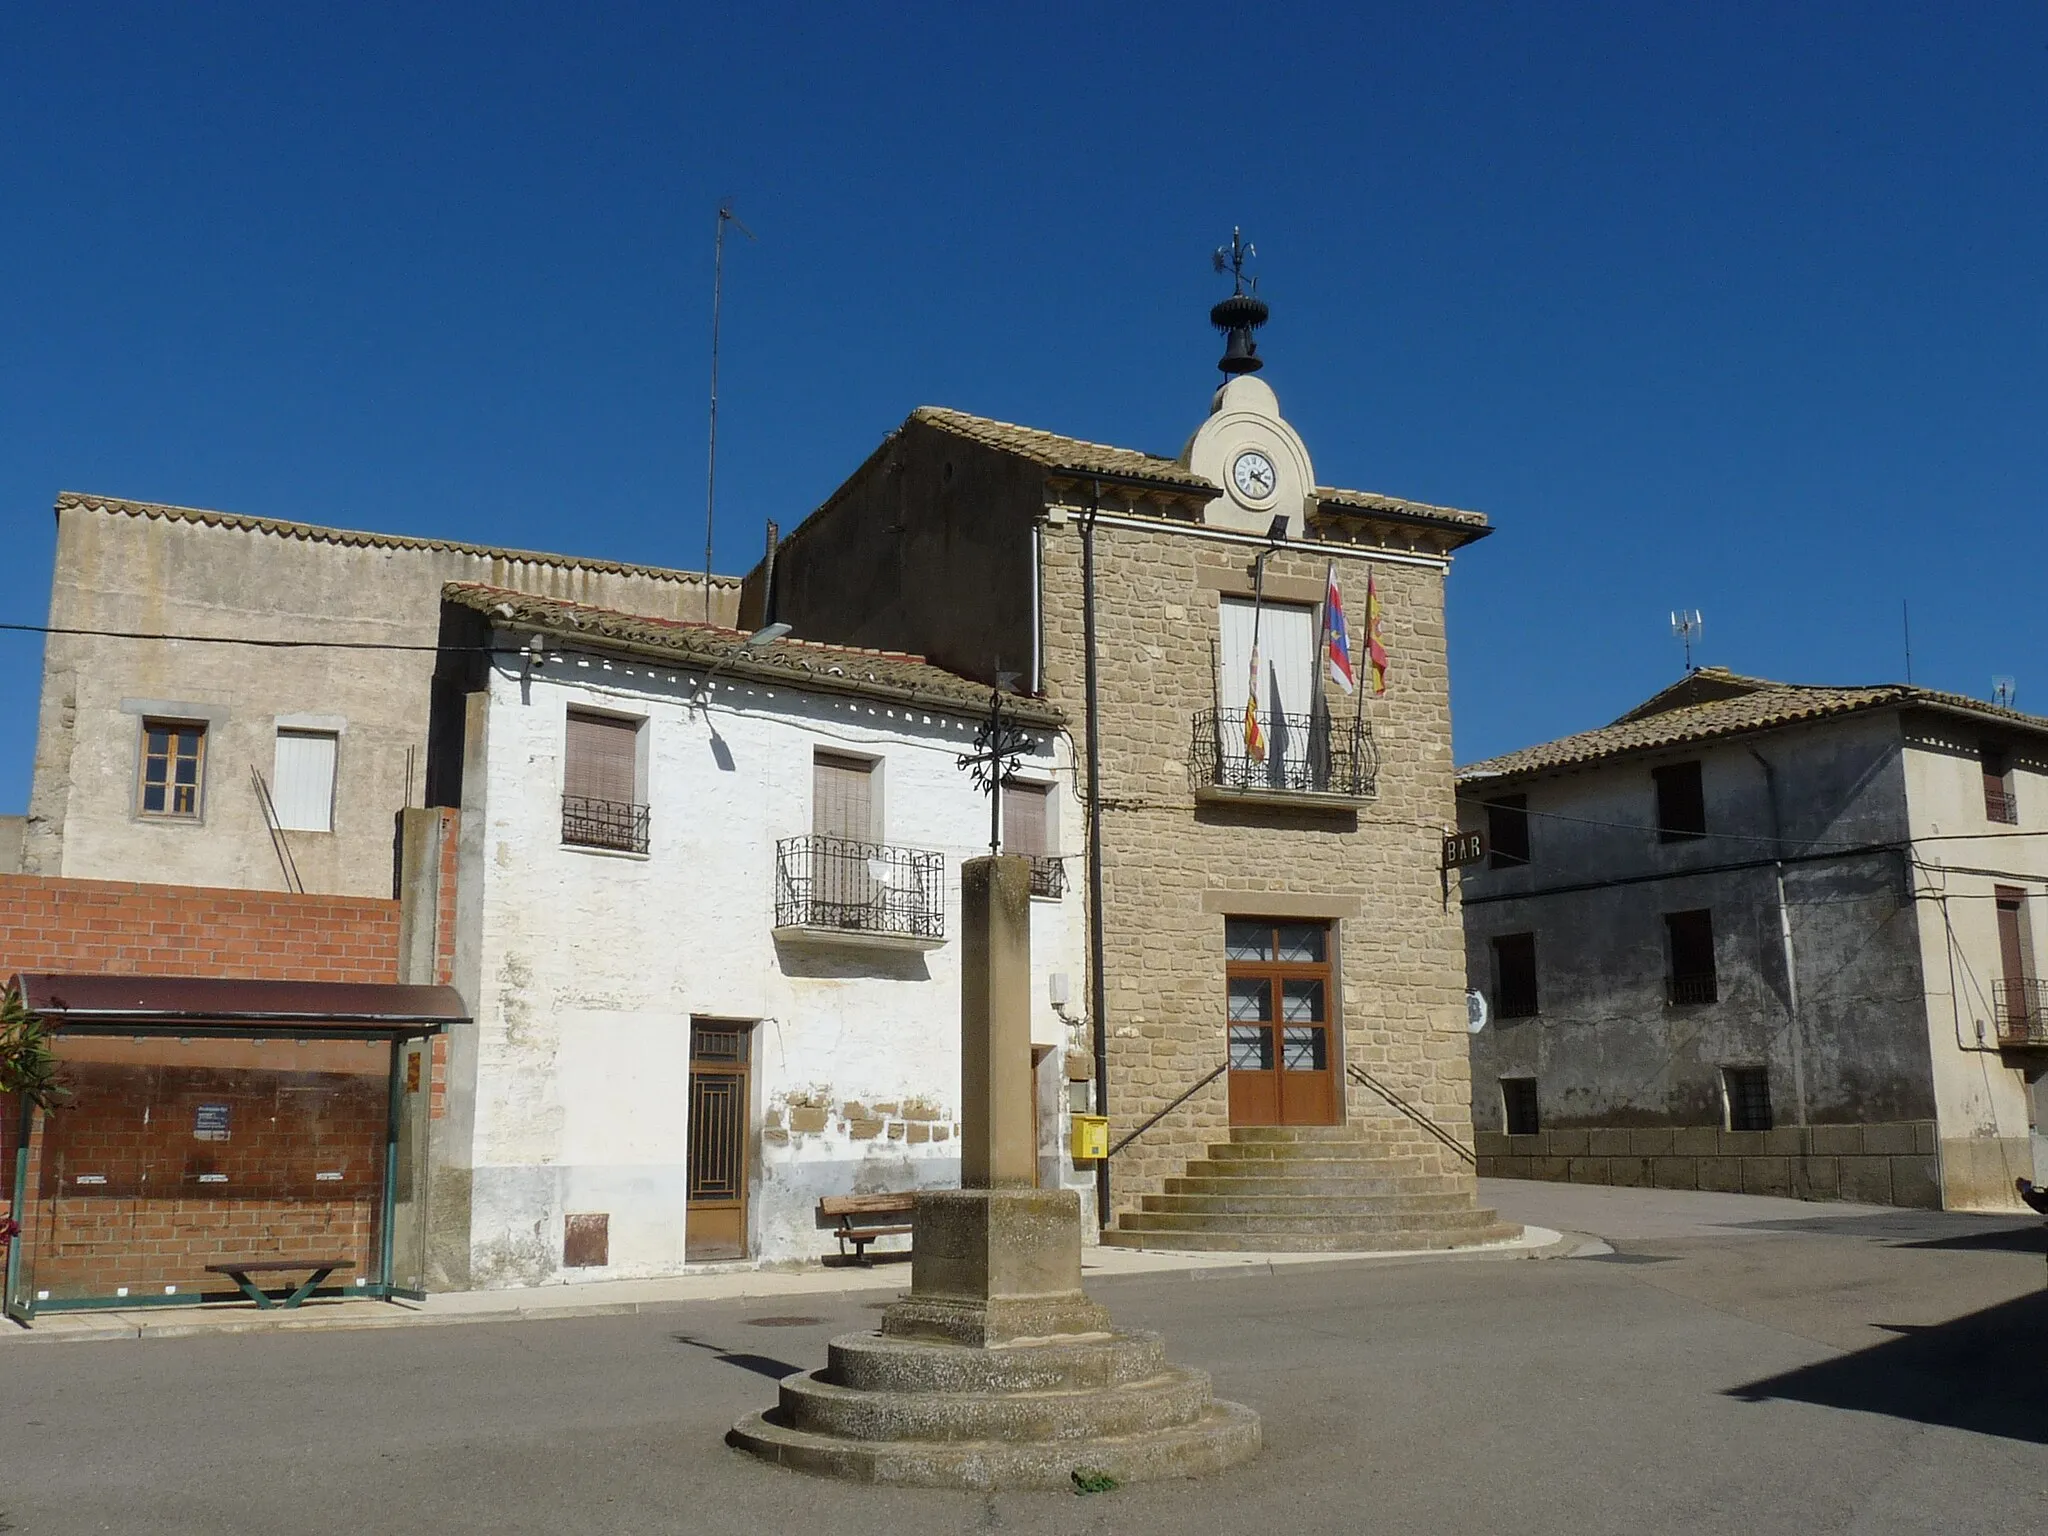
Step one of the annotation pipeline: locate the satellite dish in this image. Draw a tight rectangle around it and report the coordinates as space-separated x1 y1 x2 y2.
1466 989 1490 1035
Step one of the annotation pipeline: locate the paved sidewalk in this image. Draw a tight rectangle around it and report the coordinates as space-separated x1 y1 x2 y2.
1 1221 1561 1344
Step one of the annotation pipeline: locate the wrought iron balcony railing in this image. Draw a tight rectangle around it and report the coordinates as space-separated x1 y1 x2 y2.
1985 786 2019 825
1027 855 1066 900
775 835 945 944
1993 977 2048 1046
1190 709 1379 800
562 796 650 854
1667 972 1719 1007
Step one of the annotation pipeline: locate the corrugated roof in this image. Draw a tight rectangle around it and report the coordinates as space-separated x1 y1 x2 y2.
56 491 742 589
1460 667 2048 782
443 583 1064 726
17 973 467 1029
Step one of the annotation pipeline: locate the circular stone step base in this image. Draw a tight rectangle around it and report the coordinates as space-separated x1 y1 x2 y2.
728 1399 1262 1491
782 1365 1214 1442
827 1328 1166 1394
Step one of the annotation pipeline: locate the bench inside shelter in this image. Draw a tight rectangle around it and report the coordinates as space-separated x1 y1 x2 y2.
205 1258 356 1310
819 1192 915 1263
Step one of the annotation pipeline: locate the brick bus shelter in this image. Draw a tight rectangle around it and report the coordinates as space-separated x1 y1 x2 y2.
3 973 464 1319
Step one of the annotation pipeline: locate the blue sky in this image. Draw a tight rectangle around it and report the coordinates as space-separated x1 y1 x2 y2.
1 3 2042 812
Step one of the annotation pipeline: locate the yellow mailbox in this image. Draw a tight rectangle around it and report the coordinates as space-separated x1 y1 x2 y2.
1069 1114 1110 1162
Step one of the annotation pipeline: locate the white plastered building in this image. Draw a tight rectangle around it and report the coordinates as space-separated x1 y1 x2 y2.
427 584 1089 1285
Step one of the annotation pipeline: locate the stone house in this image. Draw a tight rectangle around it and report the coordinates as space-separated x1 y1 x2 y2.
1458 668 2048 1211
23 491 738 899
418 584 1088 1284
741 322 1513 1251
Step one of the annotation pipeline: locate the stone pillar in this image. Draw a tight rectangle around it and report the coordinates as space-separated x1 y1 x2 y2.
959 855 1035 1189
884 854 1108 1347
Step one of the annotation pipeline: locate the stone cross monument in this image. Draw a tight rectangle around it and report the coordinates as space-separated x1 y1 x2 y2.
729 855 1260 1489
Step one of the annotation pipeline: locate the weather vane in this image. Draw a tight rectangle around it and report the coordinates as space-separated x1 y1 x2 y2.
957 671 1031 857
1212 227 1258 295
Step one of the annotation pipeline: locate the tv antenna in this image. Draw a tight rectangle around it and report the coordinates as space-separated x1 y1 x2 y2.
1671 610 1704 674
1993 676 2017 710
703 201 756 622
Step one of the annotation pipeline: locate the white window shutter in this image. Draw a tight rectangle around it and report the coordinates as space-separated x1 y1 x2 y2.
272 730 337 832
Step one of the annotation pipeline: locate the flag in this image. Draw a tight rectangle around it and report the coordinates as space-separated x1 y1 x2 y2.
1365 571 1389 695
1242 645 1266 762
1325 566 1355 695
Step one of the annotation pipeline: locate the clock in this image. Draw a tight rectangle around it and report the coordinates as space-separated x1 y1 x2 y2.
1231 449 1277 502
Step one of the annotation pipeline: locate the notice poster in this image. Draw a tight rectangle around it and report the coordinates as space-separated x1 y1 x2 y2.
194 1103 232 1142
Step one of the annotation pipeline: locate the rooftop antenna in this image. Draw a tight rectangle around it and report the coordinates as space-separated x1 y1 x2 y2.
1993 676 2017 710
1901 598 1913 684
703 201 756 622
1671 609 1703 674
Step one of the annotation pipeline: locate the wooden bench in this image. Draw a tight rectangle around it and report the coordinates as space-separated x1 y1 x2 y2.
819 1193 915 1264
205 1258 354 1310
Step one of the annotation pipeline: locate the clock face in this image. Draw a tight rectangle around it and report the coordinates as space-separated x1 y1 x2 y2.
1232 449 1277 502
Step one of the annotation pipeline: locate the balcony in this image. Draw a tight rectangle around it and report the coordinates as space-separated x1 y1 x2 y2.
1993 977 2048 1046
563 796 650 855
1028 856 1066 900
773 835 946 951
1667 972 1719 1007
1189 709 1379 809
1985 786 2019 825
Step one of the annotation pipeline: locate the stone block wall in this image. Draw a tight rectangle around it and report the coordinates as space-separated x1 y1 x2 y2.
1476 1122 1943 1208
1038 513 1477 1213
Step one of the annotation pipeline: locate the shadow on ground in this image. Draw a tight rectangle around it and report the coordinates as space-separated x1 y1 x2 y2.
669 1334 805 1381
1729 1289 2048 1444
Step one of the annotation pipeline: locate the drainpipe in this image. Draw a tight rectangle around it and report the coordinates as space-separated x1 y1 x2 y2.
1082 481 1111 1227
1750 749 1809 1125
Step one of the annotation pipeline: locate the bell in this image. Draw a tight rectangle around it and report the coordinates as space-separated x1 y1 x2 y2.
1217 326 1263 375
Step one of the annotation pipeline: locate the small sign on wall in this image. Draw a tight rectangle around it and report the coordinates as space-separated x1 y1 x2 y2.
194 1103 232 1142
405 1051 423 1094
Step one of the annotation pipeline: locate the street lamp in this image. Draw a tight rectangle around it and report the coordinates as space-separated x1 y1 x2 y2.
689 621 792 707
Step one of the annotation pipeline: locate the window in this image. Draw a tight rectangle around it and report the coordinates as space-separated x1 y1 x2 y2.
812 751 876 842
271 730 338 832
1486 795 1530 868
1653 761 1706 841
1723 1066 1772 1132
1665 909 1717 1005
562 711 648 853
1982 746 2017 824
1501 1078 1540 1136
1002 781 1063 898
1492 933 1539 1018
1993 885 2039 1042
138 721 206 819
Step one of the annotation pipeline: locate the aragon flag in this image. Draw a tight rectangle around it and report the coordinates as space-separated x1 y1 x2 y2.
1365 571 1389 695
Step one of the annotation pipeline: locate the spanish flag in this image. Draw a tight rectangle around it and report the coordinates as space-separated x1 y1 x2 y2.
1243 646 1266 762
1365 572 1389 695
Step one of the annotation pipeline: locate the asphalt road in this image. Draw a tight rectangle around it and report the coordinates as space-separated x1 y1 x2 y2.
2 1183 2043 1536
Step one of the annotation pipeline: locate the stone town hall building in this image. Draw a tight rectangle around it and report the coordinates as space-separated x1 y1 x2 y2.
745 291 1512 1249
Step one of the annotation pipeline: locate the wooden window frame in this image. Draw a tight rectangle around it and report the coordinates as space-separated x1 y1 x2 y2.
1492 932 1540 1019
137 719 208 821
1653 761 1707 842
562 709 649 854
1486 795 1530 868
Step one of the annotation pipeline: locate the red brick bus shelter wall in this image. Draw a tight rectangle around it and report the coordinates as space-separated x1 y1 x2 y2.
1 876 404 1307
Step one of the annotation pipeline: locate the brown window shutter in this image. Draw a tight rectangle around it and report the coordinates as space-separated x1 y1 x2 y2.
1997 886 2028 986
812 752 874 841
565 713 639 804
1002 783 1051 857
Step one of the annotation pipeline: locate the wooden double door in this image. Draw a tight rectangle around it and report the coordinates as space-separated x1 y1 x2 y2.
1225 918 1342 1126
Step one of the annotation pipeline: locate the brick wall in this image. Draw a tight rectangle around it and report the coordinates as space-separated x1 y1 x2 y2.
0 874 400 981
1 874 407 1305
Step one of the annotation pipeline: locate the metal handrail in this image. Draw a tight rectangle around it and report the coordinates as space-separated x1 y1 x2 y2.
1106 1061 1228 1159
1667 973 1718 1006
563 795 650 854
1190 708 1379 799
774 835 945 942
1345 1064 1477 1166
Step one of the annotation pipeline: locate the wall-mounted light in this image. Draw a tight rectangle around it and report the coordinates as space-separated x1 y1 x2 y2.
689 622 793 707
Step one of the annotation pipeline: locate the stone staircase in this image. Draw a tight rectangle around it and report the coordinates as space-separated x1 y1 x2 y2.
1099 1123 1520 1253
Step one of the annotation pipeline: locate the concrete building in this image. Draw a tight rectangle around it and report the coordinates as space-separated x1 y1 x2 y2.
742 296 1514 1252
419 584 1088 1285
24 492 739 899
1458 668 2048 1212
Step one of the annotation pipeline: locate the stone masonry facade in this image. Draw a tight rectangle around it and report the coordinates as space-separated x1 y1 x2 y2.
1037 515 1479 1214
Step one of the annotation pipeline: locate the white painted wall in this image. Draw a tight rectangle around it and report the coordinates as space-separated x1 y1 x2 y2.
1902 733 2048 1205
452 640 1089 1285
